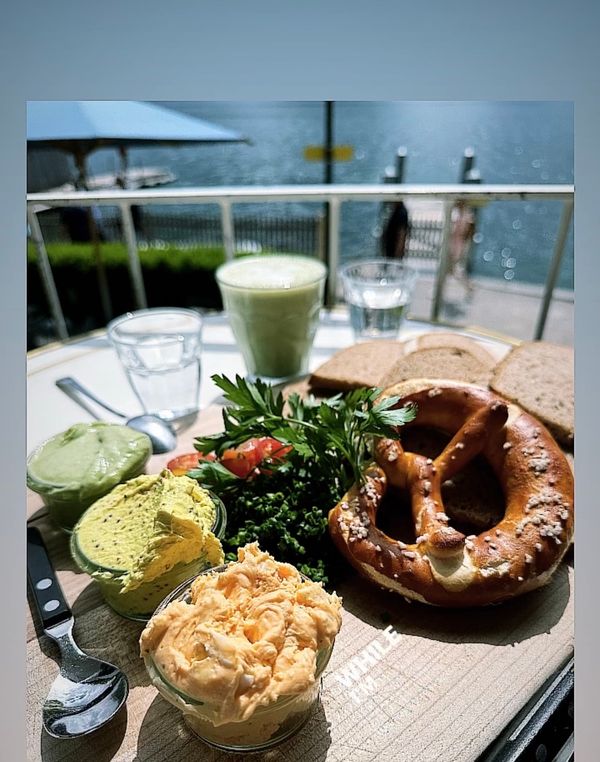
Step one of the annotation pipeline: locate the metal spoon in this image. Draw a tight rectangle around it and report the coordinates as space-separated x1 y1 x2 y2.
27 526 129 738
55 376 176 454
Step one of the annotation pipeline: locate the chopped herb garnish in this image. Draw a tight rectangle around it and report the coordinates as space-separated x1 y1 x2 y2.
189 374 416 586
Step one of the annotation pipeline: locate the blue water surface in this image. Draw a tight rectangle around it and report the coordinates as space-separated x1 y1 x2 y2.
87 101 574 288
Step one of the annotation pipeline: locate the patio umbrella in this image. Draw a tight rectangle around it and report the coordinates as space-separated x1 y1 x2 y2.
27 100 246 184
27 100 247 319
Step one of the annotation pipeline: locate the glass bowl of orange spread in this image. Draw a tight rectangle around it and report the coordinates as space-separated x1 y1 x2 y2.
140 543 342 752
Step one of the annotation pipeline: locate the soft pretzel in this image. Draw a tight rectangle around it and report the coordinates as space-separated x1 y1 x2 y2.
328 380 574 607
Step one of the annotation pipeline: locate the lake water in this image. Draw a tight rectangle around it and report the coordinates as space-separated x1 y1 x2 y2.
88 101 574 288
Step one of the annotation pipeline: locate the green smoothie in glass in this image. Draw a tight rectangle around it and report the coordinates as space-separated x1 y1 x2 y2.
216 255 327 380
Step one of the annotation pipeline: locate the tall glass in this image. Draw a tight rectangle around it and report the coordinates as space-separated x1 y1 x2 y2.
216 255 327 381
107 308 202 424
340 259 417 340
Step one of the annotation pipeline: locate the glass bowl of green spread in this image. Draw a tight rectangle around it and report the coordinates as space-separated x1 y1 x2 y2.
70 470 227 621
27 422 152 531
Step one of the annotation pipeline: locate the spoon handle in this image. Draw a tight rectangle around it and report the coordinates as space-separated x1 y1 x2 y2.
55 377 127 419
27 526 72 631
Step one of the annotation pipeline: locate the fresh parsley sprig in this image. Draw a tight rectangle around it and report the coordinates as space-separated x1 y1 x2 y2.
193 374 416 488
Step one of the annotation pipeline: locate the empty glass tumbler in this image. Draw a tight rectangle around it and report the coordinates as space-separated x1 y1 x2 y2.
107 308 203 424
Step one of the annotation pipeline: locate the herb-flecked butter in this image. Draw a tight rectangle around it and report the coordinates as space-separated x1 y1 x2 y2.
70 470 224 619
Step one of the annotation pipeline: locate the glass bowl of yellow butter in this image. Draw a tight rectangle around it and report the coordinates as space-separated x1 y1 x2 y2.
139 545 341 753
70 470 227 621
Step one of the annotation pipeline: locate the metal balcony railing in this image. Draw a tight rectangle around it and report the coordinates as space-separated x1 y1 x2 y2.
27 183 574 343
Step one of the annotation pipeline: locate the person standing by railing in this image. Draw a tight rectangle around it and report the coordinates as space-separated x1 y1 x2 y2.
381 201 410 259
449 199 476 296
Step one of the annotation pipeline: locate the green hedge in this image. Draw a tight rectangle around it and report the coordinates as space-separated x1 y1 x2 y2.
27 242 232 345
27 241 227 272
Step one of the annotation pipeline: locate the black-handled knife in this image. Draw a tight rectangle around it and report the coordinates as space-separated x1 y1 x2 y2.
27 526 72 631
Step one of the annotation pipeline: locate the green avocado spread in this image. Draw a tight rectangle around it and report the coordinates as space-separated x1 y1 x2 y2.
27 422 152 529
73 470 224 592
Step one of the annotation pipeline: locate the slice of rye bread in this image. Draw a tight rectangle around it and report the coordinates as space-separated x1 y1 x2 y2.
410 332 500 365
281 377 332 401
398 425 504 531
309 340 409 391
490 341 574 448
378 345 496 390
379 379 506 530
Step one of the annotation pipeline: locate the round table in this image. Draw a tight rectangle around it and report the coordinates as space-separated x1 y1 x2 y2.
26 313 574 762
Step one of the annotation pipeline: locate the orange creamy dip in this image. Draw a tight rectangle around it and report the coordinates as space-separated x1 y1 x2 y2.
140 543 342 724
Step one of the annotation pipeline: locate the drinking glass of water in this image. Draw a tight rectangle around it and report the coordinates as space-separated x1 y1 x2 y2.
107 308 203 425
340 259 417 341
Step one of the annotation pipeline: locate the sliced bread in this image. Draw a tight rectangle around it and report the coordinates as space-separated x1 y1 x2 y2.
378 346 496 390
412 332 499 365
490 341 574 448
378 378 507 530
281 377 331 401
309 340 409 391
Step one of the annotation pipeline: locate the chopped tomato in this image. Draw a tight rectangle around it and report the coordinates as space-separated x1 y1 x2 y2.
220 437 292 479
254 437 293 463
166 452 216 476
220 440 263 479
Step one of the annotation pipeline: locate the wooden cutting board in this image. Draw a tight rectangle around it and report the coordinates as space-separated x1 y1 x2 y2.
26 403 574 762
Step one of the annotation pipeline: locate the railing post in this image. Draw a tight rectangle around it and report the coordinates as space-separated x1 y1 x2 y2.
119 202 147 309
326 198 341 307
219 200 235 261
27 205 69 341
534 199 574 340
395 146 407 183
316 213 326 263
430 200 454 322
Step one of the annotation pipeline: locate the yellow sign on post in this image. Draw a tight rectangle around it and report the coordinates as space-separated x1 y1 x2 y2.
303 145 354 162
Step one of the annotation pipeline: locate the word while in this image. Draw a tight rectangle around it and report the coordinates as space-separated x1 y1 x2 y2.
333 625 401 705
